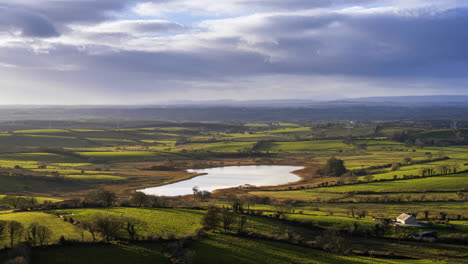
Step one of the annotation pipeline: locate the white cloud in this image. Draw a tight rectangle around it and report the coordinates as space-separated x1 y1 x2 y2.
71 19 186 36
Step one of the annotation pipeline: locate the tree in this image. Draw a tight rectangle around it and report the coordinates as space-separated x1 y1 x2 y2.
227 194 244 214
27 223 52 246
315 229 345 253
90 213 123 242
319 157 347 177
201 207 221 231
36 225 53 246
423 210 430 220
78 221 98 242
123 217 147 241
26 223 40 246
342 171 358 184
364 174 374 182
372 223 391 238
220 209 237 233
0 220 6 241
1 196 37 210
193 188 211 201
198 190 211 201
391 163 402 171
237 215 247 233
87 190 117 207
192 186 200 199
130 192 148 207
6 221 24 248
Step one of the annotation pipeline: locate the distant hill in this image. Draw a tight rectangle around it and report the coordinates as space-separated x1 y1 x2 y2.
166 99 320 106
0 95 468 122
167 95 468 106
335 95 468 104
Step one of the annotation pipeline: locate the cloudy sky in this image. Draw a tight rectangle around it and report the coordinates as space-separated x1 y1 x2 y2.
0 0 467 104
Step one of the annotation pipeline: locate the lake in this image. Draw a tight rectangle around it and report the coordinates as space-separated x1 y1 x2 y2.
139 165 303 196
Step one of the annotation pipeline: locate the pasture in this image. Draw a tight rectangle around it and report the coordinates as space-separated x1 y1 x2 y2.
0 122 467 263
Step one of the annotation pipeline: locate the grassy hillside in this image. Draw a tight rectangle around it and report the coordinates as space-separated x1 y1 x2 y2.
32 243 168 264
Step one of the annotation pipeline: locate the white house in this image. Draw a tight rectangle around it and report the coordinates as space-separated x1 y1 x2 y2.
396 213 418 225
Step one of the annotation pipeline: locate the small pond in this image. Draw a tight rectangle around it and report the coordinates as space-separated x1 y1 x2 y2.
139 165 303 196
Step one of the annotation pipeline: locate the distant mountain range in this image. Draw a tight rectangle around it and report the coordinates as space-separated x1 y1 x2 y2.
1 95 468 122
335 95 468 104
167 95 468 106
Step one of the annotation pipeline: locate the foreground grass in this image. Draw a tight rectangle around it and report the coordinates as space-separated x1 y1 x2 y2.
192 234 442 264
32 243 168 264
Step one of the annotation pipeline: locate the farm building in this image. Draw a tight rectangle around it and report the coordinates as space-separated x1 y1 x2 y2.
396 213 418 225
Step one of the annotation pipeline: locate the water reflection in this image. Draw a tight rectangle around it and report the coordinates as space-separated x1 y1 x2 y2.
139 165 302 196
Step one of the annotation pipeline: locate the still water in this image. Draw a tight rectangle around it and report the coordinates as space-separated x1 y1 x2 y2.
139 165 302 196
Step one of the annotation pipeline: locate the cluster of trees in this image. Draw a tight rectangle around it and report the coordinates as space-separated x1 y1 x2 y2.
0 196 39 210
83 190 173 208
85 190 117 207
192 187 211 201
0 221 52 248
201 207 248 233
420 164 460 177
317 157 347 177
77 213 147 242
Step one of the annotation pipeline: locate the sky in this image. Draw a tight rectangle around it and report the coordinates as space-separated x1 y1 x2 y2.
0 0 468 104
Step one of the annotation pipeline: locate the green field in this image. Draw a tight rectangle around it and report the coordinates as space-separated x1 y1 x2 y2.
316 174 468 193
47 208 205 238
77 151 182 162
0 123 467 263
192 234 441 264
0 212 86 246
257 140 354 152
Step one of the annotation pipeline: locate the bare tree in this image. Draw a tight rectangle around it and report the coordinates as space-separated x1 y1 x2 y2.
0 220 6 240
130 192 149 207
90 213 123 242
86 190 117 207
123 217 147 241
78 221 98 242
221 209 237 233
26 223 53 246
201 207 221 231
6 221 24 248
36 225 53 246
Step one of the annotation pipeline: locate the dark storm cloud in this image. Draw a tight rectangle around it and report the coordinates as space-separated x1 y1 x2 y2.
189 7 468 78
0 0 132 24
2 4 468 79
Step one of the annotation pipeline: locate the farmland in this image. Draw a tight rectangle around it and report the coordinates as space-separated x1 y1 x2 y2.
0 120 466 263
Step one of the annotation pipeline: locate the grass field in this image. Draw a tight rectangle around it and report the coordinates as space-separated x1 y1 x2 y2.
0 195 62 204
257 140 354 153
47 208 205 238
0 153 83 163
195 142 255 152
0 123 467 263
315 174 468 193
77 151 182 162
192 234 441 264
0 212 86 246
